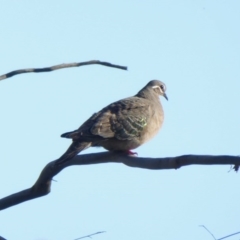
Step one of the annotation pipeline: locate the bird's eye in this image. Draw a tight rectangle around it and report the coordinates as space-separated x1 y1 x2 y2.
160 85 165 91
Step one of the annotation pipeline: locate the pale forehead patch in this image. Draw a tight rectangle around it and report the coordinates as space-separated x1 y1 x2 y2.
152 85 160 89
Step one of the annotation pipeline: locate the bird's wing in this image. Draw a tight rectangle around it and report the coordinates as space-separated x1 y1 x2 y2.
91 97 151 140
61 97 152 141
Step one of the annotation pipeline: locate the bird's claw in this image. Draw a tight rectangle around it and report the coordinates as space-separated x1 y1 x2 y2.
127 150 138 156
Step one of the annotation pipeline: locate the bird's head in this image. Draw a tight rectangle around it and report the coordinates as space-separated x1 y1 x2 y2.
137 80 168 100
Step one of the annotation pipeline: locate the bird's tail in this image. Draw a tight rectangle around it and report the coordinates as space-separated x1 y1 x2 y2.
56 141 91 165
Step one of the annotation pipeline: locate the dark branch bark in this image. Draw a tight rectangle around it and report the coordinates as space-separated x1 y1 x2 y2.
0 152 239 211
0 60 127 81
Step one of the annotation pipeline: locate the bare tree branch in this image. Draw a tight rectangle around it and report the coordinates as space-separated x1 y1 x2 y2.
74 231 106 240
218 231 240 240
0 60 127 81
0 152 239 211
200 225 240 240
199 225 217 240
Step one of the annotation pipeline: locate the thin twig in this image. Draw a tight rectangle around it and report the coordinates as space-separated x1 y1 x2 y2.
0 60 127 81
74 231 106 240
218 231 240 240
199 225 240 240
199 225 217 240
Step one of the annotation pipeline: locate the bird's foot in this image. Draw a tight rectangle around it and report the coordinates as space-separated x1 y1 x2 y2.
127 150 138 156
113 150 138 157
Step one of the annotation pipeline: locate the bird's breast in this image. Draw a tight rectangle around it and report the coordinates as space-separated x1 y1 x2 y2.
140 103 164 143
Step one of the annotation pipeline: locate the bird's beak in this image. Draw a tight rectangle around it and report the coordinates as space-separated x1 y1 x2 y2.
163 93 168 101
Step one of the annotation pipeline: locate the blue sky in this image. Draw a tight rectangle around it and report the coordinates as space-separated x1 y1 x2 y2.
0 1 240 240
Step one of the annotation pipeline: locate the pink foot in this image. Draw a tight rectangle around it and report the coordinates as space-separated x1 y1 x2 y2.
127 150 138 156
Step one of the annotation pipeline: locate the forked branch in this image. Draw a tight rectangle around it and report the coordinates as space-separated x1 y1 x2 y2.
0 152 239 211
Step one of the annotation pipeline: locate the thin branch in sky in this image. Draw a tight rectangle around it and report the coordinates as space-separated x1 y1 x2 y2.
199 225 217 240
74 231 106 240
199 225 240 240
218 231 240 240
0 60 127 81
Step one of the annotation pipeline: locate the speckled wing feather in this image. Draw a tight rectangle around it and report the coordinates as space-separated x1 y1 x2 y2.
61 97 151 141
106 108 148 140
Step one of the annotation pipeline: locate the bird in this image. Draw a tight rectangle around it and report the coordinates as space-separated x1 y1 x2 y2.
56 80 168 164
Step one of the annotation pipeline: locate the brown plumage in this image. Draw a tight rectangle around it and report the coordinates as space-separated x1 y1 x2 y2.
56 80 168 164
